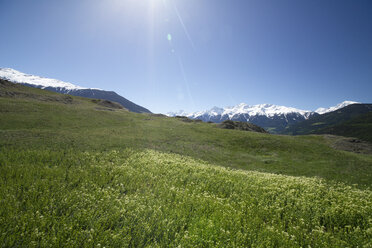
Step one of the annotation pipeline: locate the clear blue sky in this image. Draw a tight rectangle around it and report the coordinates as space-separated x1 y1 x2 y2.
1 0 371 113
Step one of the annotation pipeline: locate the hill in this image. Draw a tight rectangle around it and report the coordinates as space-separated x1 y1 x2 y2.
0 68 151 113
1 80 372 247
218 120 268 133
317 112 372 143
60 88 151 113
1 79 371 185
283 104 372 141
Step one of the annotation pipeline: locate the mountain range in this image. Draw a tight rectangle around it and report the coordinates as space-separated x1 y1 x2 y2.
0 68 364 134
168 101 360 133
0 68 151 113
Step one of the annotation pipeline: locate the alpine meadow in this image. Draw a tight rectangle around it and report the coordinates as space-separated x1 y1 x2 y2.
1 0 372 247
0 80 371 247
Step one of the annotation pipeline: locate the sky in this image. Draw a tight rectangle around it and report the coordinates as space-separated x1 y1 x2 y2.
0 0 371 114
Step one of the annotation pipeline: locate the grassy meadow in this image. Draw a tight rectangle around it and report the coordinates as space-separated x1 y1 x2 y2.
1 81 372 247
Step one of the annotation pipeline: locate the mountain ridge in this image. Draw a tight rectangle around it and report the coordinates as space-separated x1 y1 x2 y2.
0 68 151 113
283 103 372 142
168 101 359 119
167 101 359 133
315 101 360 114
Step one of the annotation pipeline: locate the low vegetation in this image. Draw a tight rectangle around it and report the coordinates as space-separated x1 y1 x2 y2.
1 149 371 247
91 99 126 110
1 81 372 247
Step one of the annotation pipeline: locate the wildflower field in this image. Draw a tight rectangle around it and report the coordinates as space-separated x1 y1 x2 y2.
1 82 372 247
1 149 371 247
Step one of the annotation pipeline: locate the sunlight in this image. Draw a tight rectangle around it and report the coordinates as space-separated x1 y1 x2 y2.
104 0 164 16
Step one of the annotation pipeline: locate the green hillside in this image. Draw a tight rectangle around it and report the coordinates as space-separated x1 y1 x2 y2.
316 112 372 143
283 104 372 142
1 80 372 247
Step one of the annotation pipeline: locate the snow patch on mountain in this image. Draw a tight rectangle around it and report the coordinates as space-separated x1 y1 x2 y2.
168 103 312 119
168 110 191 117
0 68 97 91
315 101 360 114
222 103 310 118
168 101 361 119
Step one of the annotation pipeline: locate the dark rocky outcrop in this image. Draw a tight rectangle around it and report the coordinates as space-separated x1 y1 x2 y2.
218 120 268 133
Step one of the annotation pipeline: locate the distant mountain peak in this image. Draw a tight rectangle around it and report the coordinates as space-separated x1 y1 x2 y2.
0 68 151 113
0 68 90 91
220 103 311 118
167 101 361 134
168 103 315 133
168 103 312 118
315 101 360 114
169 101 361 119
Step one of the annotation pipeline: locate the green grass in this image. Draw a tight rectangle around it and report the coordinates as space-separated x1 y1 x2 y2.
1 93 371 187
311 122 325 126
1 81 372 247
1 149 371 247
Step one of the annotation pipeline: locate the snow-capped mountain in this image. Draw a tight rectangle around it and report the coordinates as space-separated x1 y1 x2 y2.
315 101 360 114
0 68 151 113
168 103 316 133
0 68 86 91
168 101 360 133
168 103 313 120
